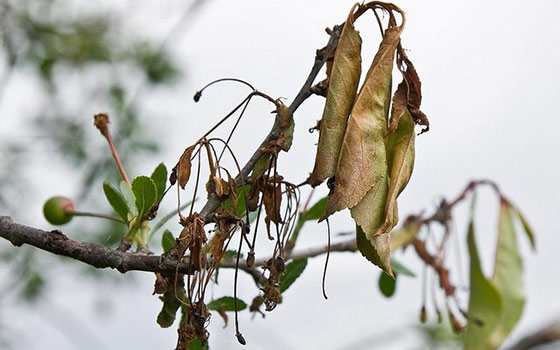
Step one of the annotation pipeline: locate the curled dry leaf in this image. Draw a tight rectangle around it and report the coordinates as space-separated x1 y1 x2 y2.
389 45 429 134
324 23 403 218
276 100 295 152
177 145 196 189
309 5 362 186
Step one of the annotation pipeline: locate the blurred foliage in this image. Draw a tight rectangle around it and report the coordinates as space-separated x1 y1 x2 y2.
0 0 181 311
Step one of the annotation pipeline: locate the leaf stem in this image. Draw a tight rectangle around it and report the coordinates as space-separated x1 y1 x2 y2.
70 210 125 223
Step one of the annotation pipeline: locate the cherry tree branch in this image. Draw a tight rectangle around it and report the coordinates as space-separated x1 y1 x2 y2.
199 25 342 222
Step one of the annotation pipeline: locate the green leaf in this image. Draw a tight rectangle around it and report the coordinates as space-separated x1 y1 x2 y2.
514 207 536 250
157 290 183 328
161 230 175 252
390 222 421 252
131 176 157 217
120 181 137 216
390 257 415 277
151 163 167 201
487 202 525 347
279 258 308 293
103 182 130 223
300 197 328 222
188 339 208 350
207 297 247 312
464 204 503 350
378 271 397 297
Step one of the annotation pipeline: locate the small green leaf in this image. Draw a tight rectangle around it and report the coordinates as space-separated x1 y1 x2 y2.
300 197 328 222
223 250 243 259
161 230 175 252
207 297 247 312
188 339 208 350
464 201 503 350
390 257 415 277
378 271 397 297
279 258 307 293
120 181 137 216
103 182 130 223
131 176 157 217
151 163 168 201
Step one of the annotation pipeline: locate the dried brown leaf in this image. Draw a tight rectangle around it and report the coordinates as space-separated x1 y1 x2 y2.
389 46 429 134
263 183 283 224
177 145 196 189
309 6 362 186
324 24 403 217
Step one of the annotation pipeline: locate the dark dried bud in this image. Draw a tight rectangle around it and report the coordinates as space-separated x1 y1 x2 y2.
193 91 202 102
169 166 177 185
246 252 255 268
275 256 285 274
236 333 246 345
93 113 110 136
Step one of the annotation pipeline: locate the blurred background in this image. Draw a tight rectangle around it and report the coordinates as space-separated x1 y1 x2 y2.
1 0 559 349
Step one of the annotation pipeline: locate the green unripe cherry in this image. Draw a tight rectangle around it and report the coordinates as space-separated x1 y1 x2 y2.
43 196 75 225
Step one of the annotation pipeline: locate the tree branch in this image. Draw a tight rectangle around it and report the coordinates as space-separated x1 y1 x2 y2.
199 25 342 222
0 216 192 274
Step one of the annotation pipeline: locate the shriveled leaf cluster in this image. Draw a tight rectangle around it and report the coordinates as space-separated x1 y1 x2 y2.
309 2 428 276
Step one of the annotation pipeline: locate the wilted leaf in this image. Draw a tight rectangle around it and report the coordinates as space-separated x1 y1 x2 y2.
324 23 403 218
357 225 393 277
161 229 175 252
375 109 415 236
378 271 397 297
207 296 247 312
487 201 525 347
131 176 157 218
309 6 362 186
157 290 183 328
392 46 429 133
177 145 196 189
151 162 168 200
277 101 295 152
390 222 421 251
263 183 282 224
464 207 503 350
279 258 308 293
103 182 130 223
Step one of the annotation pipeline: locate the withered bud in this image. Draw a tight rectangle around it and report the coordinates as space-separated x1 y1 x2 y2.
419 305 427 323
169 167 178 186
246 251 255 268
193 91 202 102
275 256 285 274
236 333 246 346
93 113 110 136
